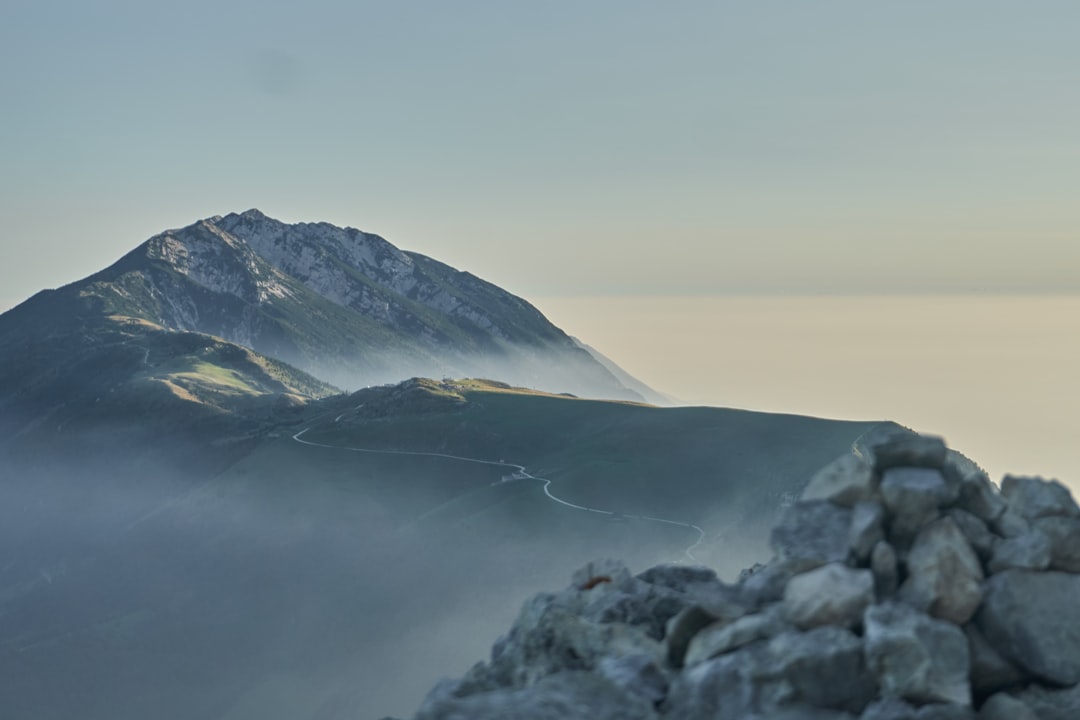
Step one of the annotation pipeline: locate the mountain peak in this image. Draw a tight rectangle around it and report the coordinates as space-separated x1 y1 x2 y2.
12 210 652 401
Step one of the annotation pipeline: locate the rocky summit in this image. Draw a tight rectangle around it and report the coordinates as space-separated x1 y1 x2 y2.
407 435 1080 720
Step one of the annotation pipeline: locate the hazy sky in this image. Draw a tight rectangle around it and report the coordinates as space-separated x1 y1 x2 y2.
2 1 1079 309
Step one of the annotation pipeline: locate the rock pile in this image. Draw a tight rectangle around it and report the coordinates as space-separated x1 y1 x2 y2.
409 435 1080 720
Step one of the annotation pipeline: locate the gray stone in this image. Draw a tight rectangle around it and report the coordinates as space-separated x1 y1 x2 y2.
977 693 1037 720
762 626 877 713
1034 515 1080 572
1001 475 1080 521
986 530 1051 573
771 501 854 566
851 501 887 563
667 627 876 718
864 602 971 706
899 517 984 625
684 606 787 667
416 670 660 720
914 704 975 720
597 653 669 706
666 605 724 669
976 569 1080 685
945 509 997 562
955 473 1007 524
803 453 878 506
784 563 875 630
963 623 1025 698
759 707 858 720
871 435 948 471
881 468 951 543
636 564 718 592
860 698 917 720
872 541 900 598
1011 683 1080 720
663 644 765 720
990 507 1030 539
739 558 817 608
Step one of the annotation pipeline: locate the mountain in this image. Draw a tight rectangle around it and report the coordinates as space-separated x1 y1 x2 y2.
0 377 889 720
0 211 900 719
4 209 645 400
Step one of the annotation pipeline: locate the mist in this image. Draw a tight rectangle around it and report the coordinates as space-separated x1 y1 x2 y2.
0 426 750 719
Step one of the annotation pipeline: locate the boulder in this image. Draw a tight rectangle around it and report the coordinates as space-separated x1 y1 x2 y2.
871 435 948 471
667 627 876 718
851 501 887 562
860 698 918 720
762 627 877 713
1034 516 1080 573
636 564 718 592
963 624 1025 698
944 509 996 562
597 653 669 706
784 563 874 630
976 569 1080 685
802 453 878 506
954 473 1006 524
771 501 854 566
977 693 1037 720
871 541 900 599
863 602 971 706
899 517 984 625
986 530 1051 573
1001 476 1080 521
683 605 787 667
880 468 951 543
1011 682 1080 720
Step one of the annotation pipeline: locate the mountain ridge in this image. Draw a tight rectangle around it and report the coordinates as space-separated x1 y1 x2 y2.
7 209 647 400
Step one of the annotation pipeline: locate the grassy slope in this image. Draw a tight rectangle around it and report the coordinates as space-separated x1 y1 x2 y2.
300 379 886 537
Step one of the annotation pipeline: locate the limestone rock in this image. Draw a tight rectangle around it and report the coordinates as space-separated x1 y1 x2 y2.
597 653 669 706
763 627 877 713
871 435 948 471
851 501 887 562
864 602 971 706
871 541 899 599
881 468 950 543
963 624 1025 698
668 626 876 718
944 509 997 562
860 698 918 720
666 605 725 669
802 453 878 506
1034 516 1080 572
899 517 984 625
683 605 787 667
986 530 1051 573
976 569 1080 685
1011 682 1080 720
954 473 1007 524
784 563 874 630
1001 476 1080 521
771 501 854 566
977 693 1037 720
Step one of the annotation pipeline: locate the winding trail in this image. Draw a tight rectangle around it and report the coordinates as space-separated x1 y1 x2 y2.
291 426 706 563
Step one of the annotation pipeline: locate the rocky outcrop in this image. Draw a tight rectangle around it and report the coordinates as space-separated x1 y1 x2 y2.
410 435 1080 719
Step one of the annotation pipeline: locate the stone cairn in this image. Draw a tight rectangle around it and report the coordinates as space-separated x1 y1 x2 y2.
410 435 1080 720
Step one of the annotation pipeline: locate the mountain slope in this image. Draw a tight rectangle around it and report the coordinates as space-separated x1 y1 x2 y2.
5 210 647 399
0 377 890 720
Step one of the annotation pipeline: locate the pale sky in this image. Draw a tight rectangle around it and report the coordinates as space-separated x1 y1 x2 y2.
2 1 1080 310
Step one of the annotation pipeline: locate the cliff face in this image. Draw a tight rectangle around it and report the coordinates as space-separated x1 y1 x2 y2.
411 434 1080 720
